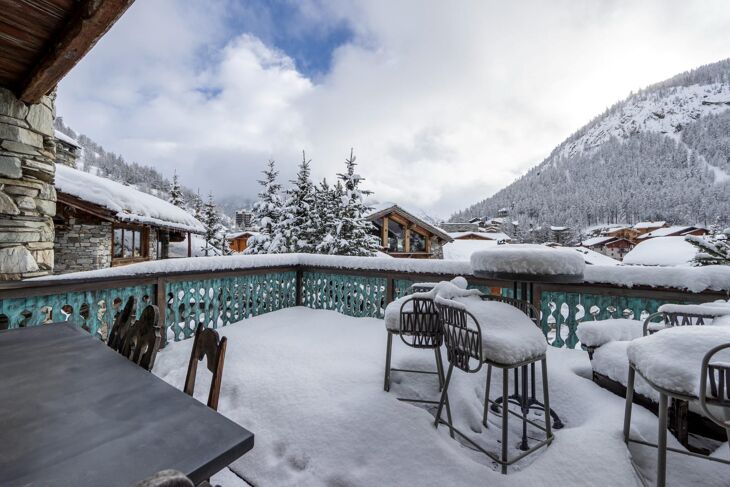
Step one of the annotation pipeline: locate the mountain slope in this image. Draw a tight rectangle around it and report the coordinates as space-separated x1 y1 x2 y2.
453 59 730 230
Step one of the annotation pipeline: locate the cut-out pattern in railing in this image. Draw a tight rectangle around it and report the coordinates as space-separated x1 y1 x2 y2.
0 285 154 340
165 272 296 341
301 272 387 318
539 291 693 349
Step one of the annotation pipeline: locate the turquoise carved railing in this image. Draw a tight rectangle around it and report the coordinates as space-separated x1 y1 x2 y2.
0 284 154 339
301 272 387 318
165 272 297 341
539 290 694 349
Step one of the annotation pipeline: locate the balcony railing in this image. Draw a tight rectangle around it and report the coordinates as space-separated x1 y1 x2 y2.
1 255 727 349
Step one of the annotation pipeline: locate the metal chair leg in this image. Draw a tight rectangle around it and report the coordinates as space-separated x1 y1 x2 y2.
657 393 668 487
483 364 492 427
434 363 454 429
384 332 393 392
501 368 509 475
434 348 445 391
623 366 635 444
541 358 552 440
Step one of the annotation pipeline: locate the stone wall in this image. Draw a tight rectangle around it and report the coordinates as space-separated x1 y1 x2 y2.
55 139 78 168
0 87 56 279
148 230 158 260
430 237 444 259
54 221 112 274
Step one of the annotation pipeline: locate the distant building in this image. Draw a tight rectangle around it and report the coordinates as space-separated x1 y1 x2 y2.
227 231 259 253
366 204 453 259
550 226 571 245
439 222 480 233
635 225 708 241
52 138 204 274
449 231 511 243
235 209 254 229
581 236 634 260
632 221 668 235
54 130 80 168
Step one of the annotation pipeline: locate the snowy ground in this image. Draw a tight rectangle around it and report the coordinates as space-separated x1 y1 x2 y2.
153 307 729 487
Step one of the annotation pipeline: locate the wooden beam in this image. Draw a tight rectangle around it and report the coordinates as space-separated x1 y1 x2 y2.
19 0 135 103
381 217 389 249
404 225 411 253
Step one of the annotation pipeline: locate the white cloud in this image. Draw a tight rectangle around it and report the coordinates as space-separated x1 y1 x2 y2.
57 0 730 219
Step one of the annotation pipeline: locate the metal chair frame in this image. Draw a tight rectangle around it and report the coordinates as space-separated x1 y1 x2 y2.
433 298 554 474
383 287 454 438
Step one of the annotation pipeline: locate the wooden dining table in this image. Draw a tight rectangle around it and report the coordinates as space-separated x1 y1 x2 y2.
0 323 254 487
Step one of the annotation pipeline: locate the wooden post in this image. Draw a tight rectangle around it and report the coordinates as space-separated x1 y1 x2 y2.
425 235 432 255
156 277 167 348
187 232 192 257
381 217 389 249
386 276 394 306
404 225 411 253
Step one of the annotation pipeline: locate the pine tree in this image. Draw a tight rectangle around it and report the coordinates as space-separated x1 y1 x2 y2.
192 189 203 221
315 178 345 254
202 192 224 256
168 171 185 208
332 149 380 256
246 160 284 254
687 234 730 266
276 151 317 253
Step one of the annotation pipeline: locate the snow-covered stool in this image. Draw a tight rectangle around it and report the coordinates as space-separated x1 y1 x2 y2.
432 294 553 474
623 326 730 487
383 277 478 435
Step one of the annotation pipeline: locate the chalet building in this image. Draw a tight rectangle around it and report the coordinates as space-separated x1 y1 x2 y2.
449 231 511 243
228 231 259 253
366 204 453 259
53 158 204 274
0 0 133 280
636 225 708 241
604 226 641 242
581 236 634 261
632 221 668 235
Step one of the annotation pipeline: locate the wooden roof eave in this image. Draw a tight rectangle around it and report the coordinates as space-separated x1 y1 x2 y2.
367 205 454 243
8 0 135 103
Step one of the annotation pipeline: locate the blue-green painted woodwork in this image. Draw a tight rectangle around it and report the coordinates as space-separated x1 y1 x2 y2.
165 272 296 341
0 284 154 339
539 291 694 349
301 272 388 318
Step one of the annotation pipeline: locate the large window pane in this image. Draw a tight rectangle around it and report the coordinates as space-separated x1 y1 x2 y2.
123 230 133 257
133 230 142 257
388 221 404 252
113 228 123 258
410 232 426 252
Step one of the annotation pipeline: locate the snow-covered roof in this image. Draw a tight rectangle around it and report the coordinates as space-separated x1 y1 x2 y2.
637 225 702 239
567 247 620 266
442 239 500 261
550 226 568 231
366 202 452 242
448 231 511 241
633 221 666 230
581 236 616 247
54 129 80 149
623 236 697 267
227 231 259 239
55 164 205 233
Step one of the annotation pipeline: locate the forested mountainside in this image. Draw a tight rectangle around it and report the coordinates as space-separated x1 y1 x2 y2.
53 117 199 205
453 58 730 229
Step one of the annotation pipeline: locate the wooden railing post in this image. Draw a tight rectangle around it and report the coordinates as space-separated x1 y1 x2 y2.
385 276 394 305
156 277 167 348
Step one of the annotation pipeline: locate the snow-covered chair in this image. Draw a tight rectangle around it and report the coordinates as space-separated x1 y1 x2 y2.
623 324 730 487
433 293 553 474
577 301 730 449
383 277 478 435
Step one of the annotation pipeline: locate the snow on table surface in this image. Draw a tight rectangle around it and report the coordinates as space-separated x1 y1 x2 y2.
576 319 645 348
628 326 730 396
471 244 585 277
657 301 730 317
153 308 730 486
55 164 205 233
623 236 697 267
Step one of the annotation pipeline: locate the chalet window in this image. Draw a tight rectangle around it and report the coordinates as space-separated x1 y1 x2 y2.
410 232 426 252
388 221 404 252
112 225 149 263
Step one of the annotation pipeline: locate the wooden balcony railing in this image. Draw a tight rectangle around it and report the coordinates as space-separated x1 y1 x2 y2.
1 257 727 349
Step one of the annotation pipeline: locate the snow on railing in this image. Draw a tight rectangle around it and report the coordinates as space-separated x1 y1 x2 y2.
1 254 728 349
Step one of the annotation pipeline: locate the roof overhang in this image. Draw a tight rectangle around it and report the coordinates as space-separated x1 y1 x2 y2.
367 205 453 242
0 0 135 103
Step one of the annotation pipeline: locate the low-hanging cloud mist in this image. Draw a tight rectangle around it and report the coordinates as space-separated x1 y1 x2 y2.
56 0 730 219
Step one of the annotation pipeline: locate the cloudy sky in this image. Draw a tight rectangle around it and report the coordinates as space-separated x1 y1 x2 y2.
57 0 730 219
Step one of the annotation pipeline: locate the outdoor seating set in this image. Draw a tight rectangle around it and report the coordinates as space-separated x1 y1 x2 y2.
383 277 557 474
578 300 730 487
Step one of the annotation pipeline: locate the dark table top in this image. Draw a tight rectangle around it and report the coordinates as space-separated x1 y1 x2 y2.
0 323 254 487
472 270 584 283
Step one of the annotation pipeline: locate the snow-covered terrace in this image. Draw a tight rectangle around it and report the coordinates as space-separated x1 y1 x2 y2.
4 254 730 486
155 306 728 486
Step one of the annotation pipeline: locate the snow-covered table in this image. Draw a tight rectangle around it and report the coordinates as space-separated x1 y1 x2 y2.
469 246 585 433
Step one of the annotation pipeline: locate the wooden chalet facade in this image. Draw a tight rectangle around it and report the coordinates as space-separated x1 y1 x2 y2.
366 204 453 259
227 231 258 254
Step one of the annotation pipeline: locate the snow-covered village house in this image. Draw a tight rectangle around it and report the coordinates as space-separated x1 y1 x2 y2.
227 230 259 253
366 204 453 258
53 146 205 273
